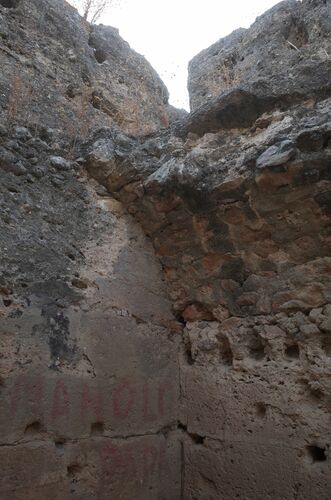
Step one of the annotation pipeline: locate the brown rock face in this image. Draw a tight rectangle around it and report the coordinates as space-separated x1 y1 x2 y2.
1 0 331 498
0 126 181 498
82 1 331 496
0 1 180 499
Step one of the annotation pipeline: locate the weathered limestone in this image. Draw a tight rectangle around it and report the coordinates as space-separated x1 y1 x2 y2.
0 124 181 498
185 0 331 136
188 0 331 110
0 0 172 135
1 0 331 498
0 1 181 497
82 1 331 497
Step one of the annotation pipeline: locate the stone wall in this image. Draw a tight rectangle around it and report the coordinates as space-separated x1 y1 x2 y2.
0 124 181 499
85 96 331 500
82 1 331 497
0 1 182 497
1 0 331 498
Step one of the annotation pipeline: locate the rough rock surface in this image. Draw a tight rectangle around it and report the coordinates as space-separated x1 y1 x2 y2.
0 122 182 499
1 0 331 499
82 0 331 497
0 1 181 498
186 0 331 135
0 0 172 135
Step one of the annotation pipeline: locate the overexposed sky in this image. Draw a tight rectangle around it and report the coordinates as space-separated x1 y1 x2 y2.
98 0 280 109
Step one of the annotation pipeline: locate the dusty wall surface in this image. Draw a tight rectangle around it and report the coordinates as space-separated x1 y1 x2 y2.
83 0 331 497
0 2 184 498
87 97 331 500
0 125 181 498
1 0 331 499
0 4 182 497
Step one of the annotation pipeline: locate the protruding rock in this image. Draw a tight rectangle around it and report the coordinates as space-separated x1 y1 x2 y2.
256 140 296 168
188 0 331 128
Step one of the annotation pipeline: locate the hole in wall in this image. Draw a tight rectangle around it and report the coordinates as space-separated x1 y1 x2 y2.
7 186 19 193
285 344 300 359
322 133 331 149
176 313 186 326
90 422 104 436
88 33 108 63
24 421 44 435
91 91 102 110
306 445 327 463
286 21 309 49
67 463 83 478
3 298 12 307
94 49 108 64
178 423 205 445
309 387 324 401
54 437 66 450
255 402 267 418
185 344 195 365
71 277 88 289
190 433 205 445
247 334 266 361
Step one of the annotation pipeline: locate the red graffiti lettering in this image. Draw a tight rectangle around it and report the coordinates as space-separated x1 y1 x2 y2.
80 383 103 422
112 379 136 418
125 446 138 479
101 444 126 477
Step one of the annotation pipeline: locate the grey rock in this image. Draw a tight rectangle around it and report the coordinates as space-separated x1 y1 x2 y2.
320 318 331 334
0 0 21 7
31 165 46 178
0 124 7 136
49 155 71 171
0 147 26 175
14 126 32 141
0 0 172 136
256 140 296 168
188 0 331 116
183 89 264 137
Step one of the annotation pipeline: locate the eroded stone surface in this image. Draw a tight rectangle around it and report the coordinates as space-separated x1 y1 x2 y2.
188 0 331 111
1 0 331 498
84 88 331 500
0 114 181 499
0 0 172 135
184 0 331 137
